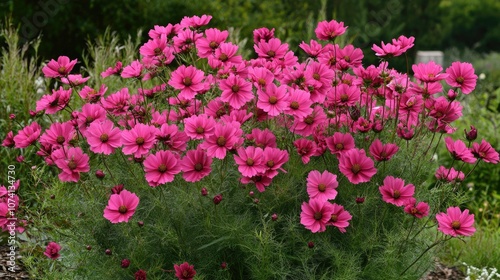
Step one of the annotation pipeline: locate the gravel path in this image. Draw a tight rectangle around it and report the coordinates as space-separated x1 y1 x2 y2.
0 245 29 279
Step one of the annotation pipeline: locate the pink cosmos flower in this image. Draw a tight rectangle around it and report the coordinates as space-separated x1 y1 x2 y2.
233 146 266 177
471 139 499 164
36 86 72 114
404 198 430 219
246 128 277 149
445 62 477 94
445 137 476 163
369 138 399 161
121 123 158 157
262 147 288 178
61 74 89 86
306 170 338 201
379 176 415 206
143 150 181 187
299 39 324 58
86 120 122 155
13 122 42 148
52 147 90 182
435 166 465 182
427 97 463 131
219 74 253 109
293 138 317 164
155 123 189 153
300 198 335 233
140 35 171 59
292 105 327 137
315 19 347 41
174 262 196 280
100 88 130 116
180 14 212 29
121 60 143 79
39 121 76 147
42 56 77 78
180 148 212 182
199 121 243 159
248 66 275 89
325 132 355 156
183 114 216 140
283 88 313 119
254 38 289 60
2 131 15 148
338 148 377 184
44 242 62 259
103 189 140 223
393 35 415 53
79 84 107 103
77 103 107 136
257 83 289 116
168 65 206 100
436 207 475 237
328 84 361 107
327 203 352 233
371 41 403 57
196 28 229 58
101 61 123 78
253 27 275 43
240 174 273 192
208 42 243 69
412 61 448 83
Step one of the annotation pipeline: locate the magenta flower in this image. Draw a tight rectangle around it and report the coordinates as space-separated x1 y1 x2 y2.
436 207 475 237
254 38 289 60
299 39 324 58
103 189 140 223
247 128 277 149
180 148 212 183
291 105 327 137
86 120 122 155
412 61 448 83
392 35 415 53
121 60 143 79
325 132 355 156
143 150 181 187
369 138 399 162
183 114 216 140
234 146 266 177
328 84 361 107
77 103 107 135
196 28 229 58
338 148 377 184
199 121 243 160
293 138 317 164
300 198 335 233
44 242 62 259
262 147 289 178
101 61 123 78
2 131 15 148
174 262 196 280
79 84 107 103
371 41 403 57
256 83 289 117
208 42 243 69
445 62 477 94
39 121 76 147
13 122 42 148
315 19 347 41
42 56 77 78
155 123 189 153
36 86 72 114
168 65 206 100
379 176 415 207
100 87 130 116
327 203 352 233
121 123 158 157
435 166 465 182
445 137 476 163
248 66 275 89
471 139 499 164
61 74 90 86
52 147 90 182
284 88 313 119
219 74 253 109
404 198 430 219
253 27 275 43
180 14 212 29
306 170 338 201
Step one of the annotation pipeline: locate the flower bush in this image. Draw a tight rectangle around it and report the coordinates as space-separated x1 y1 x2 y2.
4 15 500 279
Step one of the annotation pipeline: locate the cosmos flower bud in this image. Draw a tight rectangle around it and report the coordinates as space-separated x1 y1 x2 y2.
213 194 223 205
464 125 477 141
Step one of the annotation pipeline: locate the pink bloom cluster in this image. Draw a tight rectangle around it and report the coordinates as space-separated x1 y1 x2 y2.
6 14 497 276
